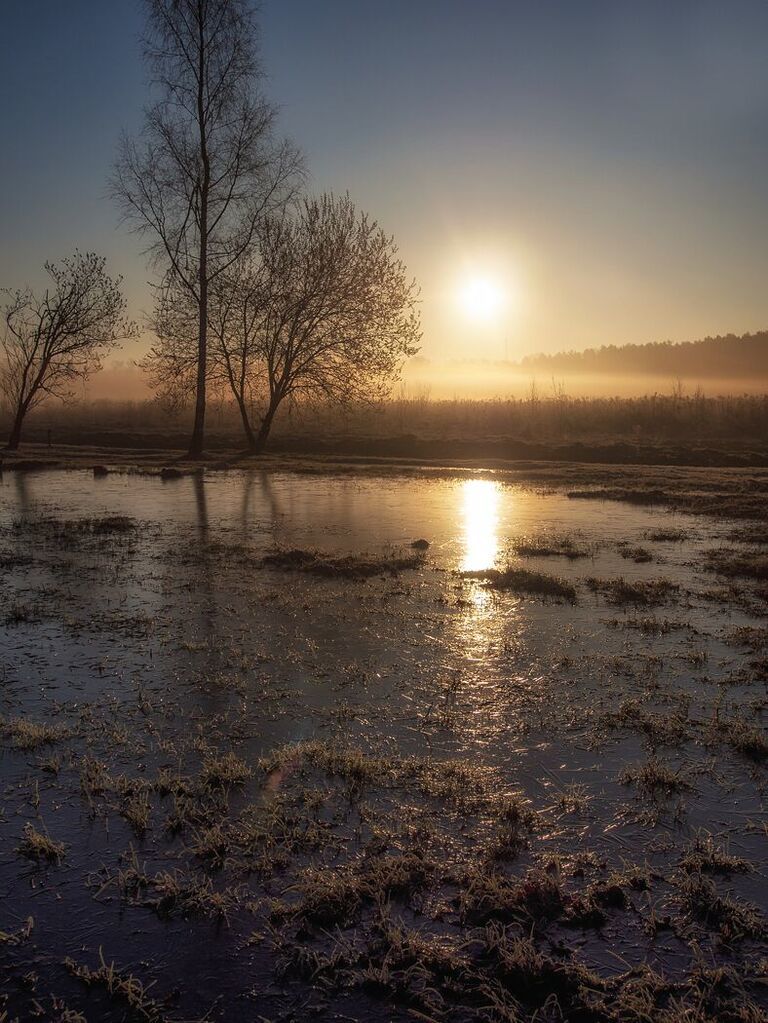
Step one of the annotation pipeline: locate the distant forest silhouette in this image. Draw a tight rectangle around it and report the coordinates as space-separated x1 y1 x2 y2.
518 330 768 378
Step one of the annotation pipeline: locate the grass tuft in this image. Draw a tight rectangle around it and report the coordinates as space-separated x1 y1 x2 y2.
261 547 425 579
675 873 765 940
619 758 693 796
462 566 577 601
512 534 590 559
0 716 68 750
65 951 166 1022
17 823 66 863
200 751 252 790
705 550 768 581
646 527 688 542
679 834 752 876
619 545 653 563
586 576 679 606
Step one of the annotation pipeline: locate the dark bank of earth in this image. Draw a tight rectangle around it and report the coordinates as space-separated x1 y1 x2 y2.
6 425 768 467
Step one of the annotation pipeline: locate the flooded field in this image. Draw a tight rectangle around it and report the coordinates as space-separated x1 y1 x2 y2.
0 467 766 1022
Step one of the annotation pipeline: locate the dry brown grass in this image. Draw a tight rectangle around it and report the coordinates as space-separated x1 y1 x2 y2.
462 566 577 601
586 576 680 606
17 823 66 863
261 547 425 578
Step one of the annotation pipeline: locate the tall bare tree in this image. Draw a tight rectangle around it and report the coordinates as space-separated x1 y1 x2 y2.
112 0 301 457
1 253 136 450
143 195 421 452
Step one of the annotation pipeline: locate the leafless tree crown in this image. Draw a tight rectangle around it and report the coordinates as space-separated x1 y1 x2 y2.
143 195 422 451
1 252 137 448
114 0 300 294
112 0 302 455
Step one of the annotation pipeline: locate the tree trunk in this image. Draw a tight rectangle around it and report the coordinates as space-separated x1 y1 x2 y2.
236 395 258 452
188 278 207 459
189 13 210 461
5 403 26 451
251 402 278 454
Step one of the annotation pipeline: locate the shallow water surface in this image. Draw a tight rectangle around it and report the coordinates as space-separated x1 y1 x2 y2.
0 465 715 562
0 468 765 1021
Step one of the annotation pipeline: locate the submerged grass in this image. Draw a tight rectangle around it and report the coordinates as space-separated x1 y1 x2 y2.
511 534 591 559
17 823 66 863
646 527 689 542
200 751 252 790
273 850 437 929
679 834 752 875
725 625 768 651
3 601 38 626
0 715 68 751
461 566 577 601
705 549 768 581
710 716 768 762
65 951 167 1022
0 916 34 946
727 524 768 546
674 873 765 941
3 479 768 1022
619 544 654 563
586 576 680 606
604 699 690 746
145 870 238 921
619 758 694 796
261 547 425 578
606 615 688 634
258 740 536 823
11 514 136 539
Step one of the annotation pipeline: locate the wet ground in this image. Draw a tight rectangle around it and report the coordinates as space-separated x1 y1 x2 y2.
0 467 766 1022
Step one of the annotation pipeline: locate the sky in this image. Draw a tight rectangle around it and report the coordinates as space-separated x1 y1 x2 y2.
1 0 767 396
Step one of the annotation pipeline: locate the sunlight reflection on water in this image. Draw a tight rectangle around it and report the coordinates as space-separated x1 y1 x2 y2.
460 478 501 572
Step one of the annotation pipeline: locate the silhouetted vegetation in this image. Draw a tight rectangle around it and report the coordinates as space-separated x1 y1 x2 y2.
111 1 420 458
112 0 303 458
5 390 768 466
144 195 421 453
0 253 135 449
519 330 768 379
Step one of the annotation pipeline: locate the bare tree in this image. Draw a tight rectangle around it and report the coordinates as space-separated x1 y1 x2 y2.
1 253 136 450
143 255 267 450
144 194 421 452
112 0 302 458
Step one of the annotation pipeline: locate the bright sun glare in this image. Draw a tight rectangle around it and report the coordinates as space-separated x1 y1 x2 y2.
457 276 505 323
461 478 501 572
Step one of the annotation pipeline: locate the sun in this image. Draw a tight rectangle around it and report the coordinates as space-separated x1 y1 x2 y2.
457 275 505 323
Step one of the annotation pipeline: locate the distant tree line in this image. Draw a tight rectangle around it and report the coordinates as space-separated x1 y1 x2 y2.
518 332 768 378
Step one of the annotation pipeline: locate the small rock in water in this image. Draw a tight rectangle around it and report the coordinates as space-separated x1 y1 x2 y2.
411 538 430 550
92 465 109 478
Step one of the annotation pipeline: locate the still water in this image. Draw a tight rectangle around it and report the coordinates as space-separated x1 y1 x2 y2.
0 467 764 1022
0 468 707 573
